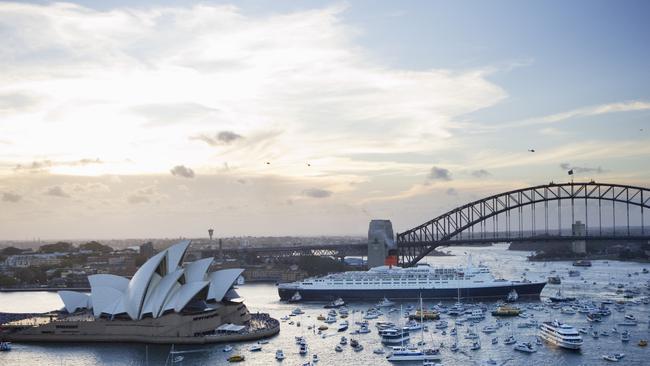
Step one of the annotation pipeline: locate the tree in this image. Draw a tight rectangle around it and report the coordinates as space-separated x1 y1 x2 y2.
0 274 18 287
79 241 113 253
1 246 24 255
39 242 75 253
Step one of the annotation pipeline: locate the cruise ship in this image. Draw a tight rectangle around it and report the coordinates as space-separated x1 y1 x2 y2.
278 263 545 301
539 320 583 350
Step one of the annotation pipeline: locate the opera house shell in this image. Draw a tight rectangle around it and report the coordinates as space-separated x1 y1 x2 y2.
1 241 279 344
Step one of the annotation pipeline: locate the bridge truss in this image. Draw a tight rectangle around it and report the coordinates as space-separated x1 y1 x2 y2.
396 182 650 267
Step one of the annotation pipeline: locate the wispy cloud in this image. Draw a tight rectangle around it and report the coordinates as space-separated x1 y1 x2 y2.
45 185 69 198
2 192 21 202
302 188 333 198
559 162 605 174
190 131 243 146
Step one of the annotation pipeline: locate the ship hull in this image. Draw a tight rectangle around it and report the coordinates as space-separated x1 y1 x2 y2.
278 282 546 301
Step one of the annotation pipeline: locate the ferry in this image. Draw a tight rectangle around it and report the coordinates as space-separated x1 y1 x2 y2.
278 263 545 301
538 320 583 350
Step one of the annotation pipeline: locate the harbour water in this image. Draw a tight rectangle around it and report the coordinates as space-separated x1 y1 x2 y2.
1 244 649 365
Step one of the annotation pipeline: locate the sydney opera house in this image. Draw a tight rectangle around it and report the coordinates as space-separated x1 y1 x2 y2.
1 241 279 344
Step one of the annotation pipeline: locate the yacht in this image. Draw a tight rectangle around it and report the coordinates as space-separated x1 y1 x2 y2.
386 347 441 362
299 344 308 355
335 345 343 352
248 344 262 352
504 335 516 345
380 328 410 345
223 345 233 352
289 292 302 302
378 297 396 307
602 353 625 362
621 331 630 342
339 336 347 345
539 320 583 350
337 322 349 332
278 263 545 301
312 354 319 363
275 349 285 360
514 342 537 353
325 298 346 308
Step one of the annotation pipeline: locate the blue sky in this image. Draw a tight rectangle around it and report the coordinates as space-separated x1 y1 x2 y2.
0 1 648 239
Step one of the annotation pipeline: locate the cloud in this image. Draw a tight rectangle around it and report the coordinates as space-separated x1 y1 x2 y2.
446 187 458 196
493 100 650 129
2 192 21 202
170 165 195 178
470 169 491 178
191 131 243 146
428 166 452 181
559 162 605 174
302 188 332 198
127 186 162 204
0 92 41 113
14 158 103 172
45 186 69 198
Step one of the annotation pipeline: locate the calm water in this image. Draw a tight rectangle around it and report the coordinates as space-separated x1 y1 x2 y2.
1 244 649 365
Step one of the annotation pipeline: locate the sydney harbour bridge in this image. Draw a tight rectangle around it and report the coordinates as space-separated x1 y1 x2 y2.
212 182 650 267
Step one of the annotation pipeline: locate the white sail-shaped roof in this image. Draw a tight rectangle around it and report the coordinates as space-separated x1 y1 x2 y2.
141 269 183 318
125 250 166 320
88 274 129 292
90 286 125 317
58 240 244 320
184 257 212 283
207 268 244 302
166 240 190 274
59 291 90 313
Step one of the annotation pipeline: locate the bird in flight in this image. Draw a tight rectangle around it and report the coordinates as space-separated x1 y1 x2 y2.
265 162 270 165
528 149 536 153
307 163 311 167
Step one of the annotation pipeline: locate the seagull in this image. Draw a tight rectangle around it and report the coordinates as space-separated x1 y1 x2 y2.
528 149 536 153
307 163 311 167
265 162 270 165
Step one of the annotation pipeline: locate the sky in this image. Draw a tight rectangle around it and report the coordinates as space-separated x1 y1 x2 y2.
1 0 649 240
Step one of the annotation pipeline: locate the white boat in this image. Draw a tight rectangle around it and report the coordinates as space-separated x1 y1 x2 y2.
617 320 638 326
289 292 302 302
292 307 305 315
373 348 385 354
223 345 233 352
258 339 269 345
337 322 349 332
404 320 422 331
514 342 537 353
380 328 410 345
275 349 285 360
335 345 343 352
491 337 498 344
249 344 262 352
538 320 583 350
482 325 497 334
378 297 396 307
506 289 519 302
602 353 625 362
621 331 630 342
339 336 347 345
312 354 319 363
386 347 441 362
299 344 308 355
470 341 481 350
325 298 346 308
503 335 516 345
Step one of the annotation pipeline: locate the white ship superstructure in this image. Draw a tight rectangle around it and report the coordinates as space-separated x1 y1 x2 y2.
539 320 583 350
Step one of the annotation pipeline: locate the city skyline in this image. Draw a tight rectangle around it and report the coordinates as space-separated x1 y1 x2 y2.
1 1 649 239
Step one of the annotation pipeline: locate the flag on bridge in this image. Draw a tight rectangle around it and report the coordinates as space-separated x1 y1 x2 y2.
568 169 574 175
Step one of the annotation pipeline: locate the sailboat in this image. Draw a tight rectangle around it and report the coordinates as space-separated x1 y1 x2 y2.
386 298 441 363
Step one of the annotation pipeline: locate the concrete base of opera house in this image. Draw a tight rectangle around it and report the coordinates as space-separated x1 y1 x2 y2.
1 312 280 345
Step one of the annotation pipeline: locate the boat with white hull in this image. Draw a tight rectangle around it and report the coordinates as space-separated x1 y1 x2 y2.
278 263 545 301
539 320 583 350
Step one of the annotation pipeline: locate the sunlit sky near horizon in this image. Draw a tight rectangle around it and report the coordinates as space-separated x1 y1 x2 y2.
1 0 649 240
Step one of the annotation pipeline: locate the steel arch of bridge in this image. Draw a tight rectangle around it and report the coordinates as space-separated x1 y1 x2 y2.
396 182 650 267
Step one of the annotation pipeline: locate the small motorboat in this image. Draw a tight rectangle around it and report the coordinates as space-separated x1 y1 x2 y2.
325 298 346 308
491 337 498 344
503 335 516 345
335 345 343 352
249 344 262 352
470 341 481 350
289 292 302 302
639 339 648 347
223 345 233 352
621 331 630 342
353 344 364 352
514 342 537 353
339 336 347 345
227 355 245 362
299 344 308 355
602 353 625 362
373 348 385 354
312 354 319 363
275 349 285 360
377 297 395 307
